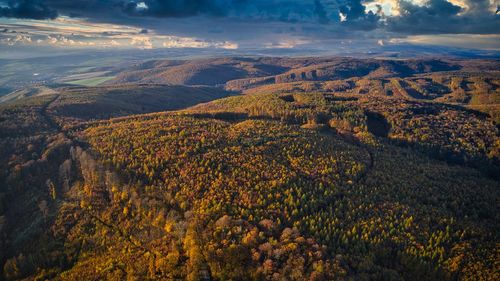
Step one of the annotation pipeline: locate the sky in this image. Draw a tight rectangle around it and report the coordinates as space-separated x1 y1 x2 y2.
0 0 499 55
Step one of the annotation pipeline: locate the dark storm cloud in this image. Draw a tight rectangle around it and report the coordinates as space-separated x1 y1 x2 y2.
120 0 379 26
387 0 499 34
1 0 379 26
0 0 498 36
314 0 329 24
121 0 319 23
0 0 57 19
121 0 235 17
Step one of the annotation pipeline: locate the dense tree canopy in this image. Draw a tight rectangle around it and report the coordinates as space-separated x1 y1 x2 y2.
0 89 498 280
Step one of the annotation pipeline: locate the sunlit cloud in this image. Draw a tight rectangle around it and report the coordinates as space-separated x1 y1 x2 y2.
264 38 311 49
364 0 401 16
161 36 238 49
0 34 31 45
0 16 238 50
390 34 500 50
130 36 153 49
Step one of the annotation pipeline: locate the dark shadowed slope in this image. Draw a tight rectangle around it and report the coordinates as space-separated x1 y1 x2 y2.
109 57 292 86
39 84 231 126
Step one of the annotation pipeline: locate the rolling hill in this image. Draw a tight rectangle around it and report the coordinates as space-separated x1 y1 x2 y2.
0 57 498 281
107 57 499 123
109 57 292 86
109 57 464 87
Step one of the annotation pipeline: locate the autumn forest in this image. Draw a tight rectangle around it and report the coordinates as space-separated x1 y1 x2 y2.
0 57 498 281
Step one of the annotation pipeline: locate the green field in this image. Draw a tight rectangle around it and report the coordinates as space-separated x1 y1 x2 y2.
65 76 115 86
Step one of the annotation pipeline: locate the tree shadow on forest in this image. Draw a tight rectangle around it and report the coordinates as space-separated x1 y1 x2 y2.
323 235 454 280
365 111 391 137
386 137 499 181
363 110 499 180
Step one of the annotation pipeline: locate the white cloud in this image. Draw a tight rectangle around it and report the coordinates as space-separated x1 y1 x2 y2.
162 37 209 48
161 36 238 49
1 35 32 45
364 0 400 16
130 36 153 49
339 12 347 22
45 35 96 46
136 2 148 10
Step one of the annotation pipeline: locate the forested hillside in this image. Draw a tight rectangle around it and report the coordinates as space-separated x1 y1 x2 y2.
106 57 499 123
0 58 498 281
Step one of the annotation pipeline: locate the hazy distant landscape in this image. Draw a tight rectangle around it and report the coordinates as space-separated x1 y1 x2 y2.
0 0 499 280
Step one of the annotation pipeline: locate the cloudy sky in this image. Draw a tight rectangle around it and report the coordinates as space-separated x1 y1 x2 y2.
0 0 498 53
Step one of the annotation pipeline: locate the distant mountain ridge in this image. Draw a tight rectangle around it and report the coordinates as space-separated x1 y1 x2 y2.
107 57 499 122
109 57 469 88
